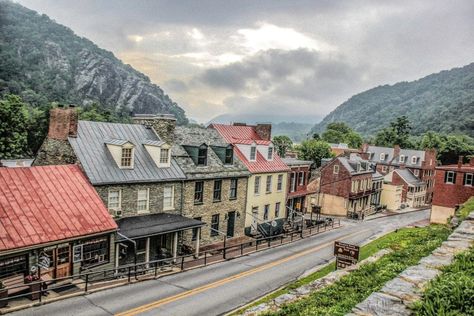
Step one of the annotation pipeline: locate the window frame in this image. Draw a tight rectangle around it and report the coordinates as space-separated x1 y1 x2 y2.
194 181 204 204
265 175 272 193
213 180 222 202
445 171 456 184
299 171 304 186
250 146 257 161
275 202 281 218
137 188 150 213
197 144 208 166
267 146 274 160
464 173 473 186
210 214 220 236
399 155 405 163
108 189 121 210
333 165 339 174
380 153 385 161
277 174 283 191
229 178 238 199
159 148 170 164
81 236 110 268
254 176 261 195
263 204 270 220
411 156 417 164
121 147 134 168
224 145 233 164
163 186 174 210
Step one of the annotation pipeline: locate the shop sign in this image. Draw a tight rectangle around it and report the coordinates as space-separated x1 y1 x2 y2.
37 252 51 269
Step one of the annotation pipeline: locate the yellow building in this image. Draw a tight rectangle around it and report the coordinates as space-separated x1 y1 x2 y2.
380 183 403 211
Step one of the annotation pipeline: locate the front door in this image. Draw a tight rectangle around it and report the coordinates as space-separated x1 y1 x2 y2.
227 211 235 238
40 245 71 279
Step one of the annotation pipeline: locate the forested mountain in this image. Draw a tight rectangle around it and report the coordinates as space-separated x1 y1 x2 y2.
0 1 188 124
312 63 474 137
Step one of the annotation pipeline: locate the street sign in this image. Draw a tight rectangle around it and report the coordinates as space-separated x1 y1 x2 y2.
334 241 359 269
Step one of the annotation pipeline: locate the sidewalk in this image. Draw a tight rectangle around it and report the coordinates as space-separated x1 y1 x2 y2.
365 207 429 221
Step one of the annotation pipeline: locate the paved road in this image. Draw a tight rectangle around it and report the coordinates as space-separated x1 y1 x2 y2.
13 209 429 316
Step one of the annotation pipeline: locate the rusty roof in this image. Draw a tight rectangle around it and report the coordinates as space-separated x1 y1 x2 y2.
0 165 117 253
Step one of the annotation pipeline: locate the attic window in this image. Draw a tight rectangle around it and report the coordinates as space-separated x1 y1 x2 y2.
380 153 386 161
400 155 405 163
225 145 233 164
121 147 133 167
267 146 274 160
250 146 257 161
411 156 417 164
160 148 170 164
198 144 208 166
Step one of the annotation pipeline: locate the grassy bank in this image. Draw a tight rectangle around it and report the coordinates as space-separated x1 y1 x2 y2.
413 246 474 316
235 225 450 315
458 197 474 221
257 225 451 316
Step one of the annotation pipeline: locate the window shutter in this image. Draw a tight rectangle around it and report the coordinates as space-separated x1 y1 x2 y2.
453 172 457 184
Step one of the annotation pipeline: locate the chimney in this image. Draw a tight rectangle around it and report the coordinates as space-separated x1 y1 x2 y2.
361 143 369 153
48 106 78 140
458 156 464 169
255 123 272 141
133 114 176 144
393 144 401 158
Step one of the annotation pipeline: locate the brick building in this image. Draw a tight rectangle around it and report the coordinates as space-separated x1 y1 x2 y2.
362 144 436 203
281 158 314 217
430 157 474 224
384 167 427 208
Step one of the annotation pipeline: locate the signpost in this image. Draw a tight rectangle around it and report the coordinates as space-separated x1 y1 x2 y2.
334 241 359 269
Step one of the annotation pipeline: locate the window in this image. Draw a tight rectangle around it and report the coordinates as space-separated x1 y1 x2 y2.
82 237 109 267
413 169 419 177
213 180 222 201
380 153 386 161
275 202 281 218
299 172 304 185
277 174 283 191
381 165 388 173
198 144 208 166
445 171 456 184
135 239 147 262
229 178 238 199
254 176 261 194
192 217 202 241
464 173 473 186
266 175 272 193
194 181 204 204
250 146 257 161
0 255 27 278
267 147 274 160
411 156 417 164
263 204 270 220
351 181 356 193
210 214 219 236
225 145 233 164
137 189 149 213
108 190 121 209
399 155 405 163
121 147 133 167
163 186 174 210
290 172 296 192
160 148 169 164
333 165 339 174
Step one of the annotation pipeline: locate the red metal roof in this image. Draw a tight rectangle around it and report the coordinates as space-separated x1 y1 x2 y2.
211 124 290 173
0 165 117 253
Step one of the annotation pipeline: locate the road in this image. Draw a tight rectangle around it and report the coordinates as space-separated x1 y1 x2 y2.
13 209 429 316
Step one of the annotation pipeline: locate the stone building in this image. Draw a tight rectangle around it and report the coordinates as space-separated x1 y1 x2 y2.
35 107 205 266
168 124 251 247
361 144 436 203
211 123 290 237
430 156 474 224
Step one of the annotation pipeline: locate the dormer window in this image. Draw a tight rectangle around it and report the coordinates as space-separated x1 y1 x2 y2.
399 155 405 163
250 145 257 161
380 153 386 161
121 147 133 167
411 156 417 164
105 139 135 169
198 144 208 166
267 146 274 160
225 145 233 164
160 148 170 164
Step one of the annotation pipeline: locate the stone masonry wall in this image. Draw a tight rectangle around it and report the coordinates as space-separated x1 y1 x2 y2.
33 138 77 166
181 177 248 246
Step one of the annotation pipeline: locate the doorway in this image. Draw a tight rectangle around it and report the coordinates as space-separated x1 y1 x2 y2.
40 244 71 279
227 211 235 237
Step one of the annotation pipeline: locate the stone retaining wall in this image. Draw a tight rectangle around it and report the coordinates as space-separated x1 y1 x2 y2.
349 211 474 316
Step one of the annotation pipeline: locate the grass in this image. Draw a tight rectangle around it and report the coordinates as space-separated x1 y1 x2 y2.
259 225 451 316
457 197 474 221
412 246 474 316
233 225 450 315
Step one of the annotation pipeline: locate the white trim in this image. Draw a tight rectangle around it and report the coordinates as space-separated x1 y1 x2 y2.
137 188 150 213
163 185 175 210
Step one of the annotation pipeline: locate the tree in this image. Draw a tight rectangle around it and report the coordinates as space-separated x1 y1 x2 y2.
0 94 29 159
298 140 333 167
439 135 474 164
312 132 321 140
374 116 413 148
272 135 293 157
321 122 363 149
346 131 363 149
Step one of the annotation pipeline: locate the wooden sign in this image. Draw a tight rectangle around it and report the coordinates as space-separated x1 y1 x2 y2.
334 241 359 269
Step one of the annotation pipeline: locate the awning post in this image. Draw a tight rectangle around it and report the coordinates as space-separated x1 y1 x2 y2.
194 227 200 258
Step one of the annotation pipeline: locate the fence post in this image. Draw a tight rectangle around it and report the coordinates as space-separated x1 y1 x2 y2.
300 228 304 239
267 238 271 248
204 252 207 265
181 257 185 270
291 233 293 242
317 224 319 233
85 273 89 292
241 243 244 256
127 266 131 283
155 262 158 278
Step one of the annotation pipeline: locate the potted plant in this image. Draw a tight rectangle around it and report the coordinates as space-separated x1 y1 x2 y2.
0 281 7 308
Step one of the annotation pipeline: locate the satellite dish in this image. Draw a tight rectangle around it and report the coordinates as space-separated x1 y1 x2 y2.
271 220 278 227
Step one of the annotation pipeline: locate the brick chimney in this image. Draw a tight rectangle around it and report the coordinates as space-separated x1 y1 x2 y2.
133 114 176 144
255 123 272 141
48 105 78 140
458 156 464 169
393 144 401 158
361 143 369 153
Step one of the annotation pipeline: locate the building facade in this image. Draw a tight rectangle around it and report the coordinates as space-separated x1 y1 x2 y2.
384 168 427 208
430 157 474 224
362 144 436 203
282 158 314 217
211 123 290 236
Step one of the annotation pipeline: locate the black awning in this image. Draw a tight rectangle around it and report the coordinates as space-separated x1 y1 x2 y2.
116 213 205 241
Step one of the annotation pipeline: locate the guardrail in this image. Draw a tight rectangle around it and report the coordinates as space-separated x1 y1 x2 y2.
0 219 341 308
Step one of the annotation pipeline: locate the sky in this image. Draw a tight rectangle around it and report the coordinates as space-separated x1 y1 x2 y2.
16 0 474 123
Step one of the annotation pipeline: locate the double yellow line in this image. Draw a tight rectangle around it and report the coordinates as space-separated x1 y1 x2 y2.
116 229 369 316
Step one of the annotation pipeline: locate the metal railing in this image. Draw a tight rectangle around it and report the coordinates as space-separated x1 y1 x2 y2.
0 219 341 308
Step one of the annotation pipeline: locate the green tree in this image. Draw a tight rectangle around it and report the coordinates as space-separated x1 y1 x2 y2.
346 131 363 149
374 116 413 148
419 131 444 151
0 94 29 159
439 135 474 164
272 135 293 158
298 139 333 167
321 122 363 149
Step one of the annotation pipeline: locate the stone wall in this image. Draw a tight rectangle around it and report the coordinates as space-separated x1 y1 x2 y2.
94 181 183 218
33 138 77 166
181 177 248 246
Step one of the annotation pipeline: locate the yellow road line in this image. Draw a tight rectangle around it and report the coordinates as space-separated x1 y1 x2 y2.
116 229 370 316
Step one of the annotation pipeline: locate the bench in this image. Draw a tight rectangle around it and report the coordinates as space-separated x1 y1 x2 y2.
1 274 28 295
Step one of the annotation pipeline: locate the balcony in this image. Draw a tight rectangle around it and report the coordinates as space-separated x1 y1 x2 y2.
349 189 372 198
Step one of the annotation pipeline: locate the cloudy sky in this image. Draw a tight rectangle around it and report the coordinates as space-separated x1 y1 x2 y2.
17 0 474 123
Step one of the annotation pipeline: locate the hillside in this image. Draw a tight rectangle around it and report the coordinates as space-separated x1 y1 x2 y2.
0 1 187 124
312 63 474 137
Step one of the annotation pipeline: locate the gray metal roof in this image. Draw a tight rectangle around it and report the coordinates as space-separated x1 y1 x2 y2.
171 126 250 180
367 146 425 168
69 121 186 185
281 158 313 166
394 169 424 186
337 156 373 175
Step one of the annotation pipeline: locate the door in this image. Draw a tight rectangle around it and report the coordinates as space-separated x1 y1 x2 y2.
251 207 258 234
55 245 71 278
226 211 235 238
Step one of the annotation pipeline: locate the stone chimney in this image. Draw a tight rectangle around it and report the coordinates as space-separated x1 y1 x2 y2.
393 144 401 158
255 123 272 141
458 156 464 169
133 114 176 144
48 105 78 140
